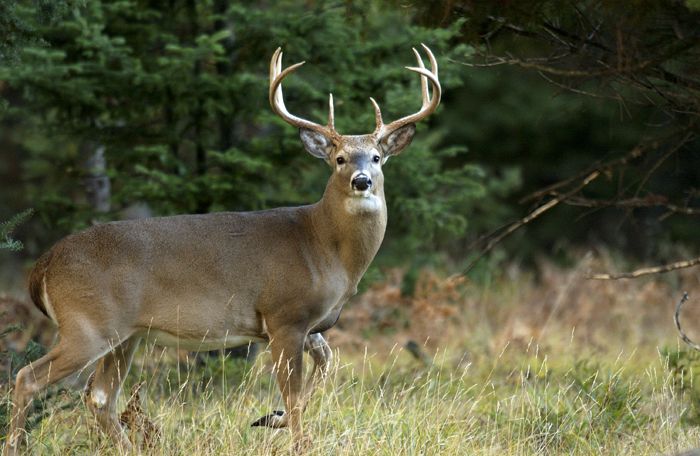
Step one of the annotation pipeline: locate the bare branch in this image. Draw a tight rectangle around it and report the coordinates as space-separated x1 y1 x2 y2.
537 71 624 100
461 11 700 117
457 55 656 78
541 19 612 53
675 292 700 352
560 194 700 215
633 132 695 198
519 143 647 204
520 125 695 206
588 257 700 280
465 171 600 273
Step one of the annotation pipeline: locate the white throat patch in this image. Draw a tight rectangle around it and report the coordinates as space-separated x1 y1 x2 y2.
344 192 382 215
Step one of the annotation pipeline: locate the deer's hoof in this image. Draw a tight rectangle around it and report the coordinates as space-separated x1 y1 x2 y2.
251 410 287 428
293 433 314 453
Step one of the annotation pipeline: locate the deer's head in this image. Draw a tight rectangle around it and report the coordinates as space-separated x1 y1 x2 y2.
269 45 441 214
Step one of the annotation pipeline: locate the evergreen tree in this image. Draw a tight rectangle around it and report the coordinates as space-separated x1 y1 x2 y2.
1 1 66 252
1 0 488 268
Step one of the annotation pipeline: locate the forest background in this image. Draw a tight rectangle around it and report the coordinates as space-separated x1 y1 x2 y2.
1 0 699 273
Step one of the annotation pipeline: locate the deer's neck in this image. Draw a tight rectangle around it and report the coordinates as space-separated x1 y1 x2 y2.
309 185 387 283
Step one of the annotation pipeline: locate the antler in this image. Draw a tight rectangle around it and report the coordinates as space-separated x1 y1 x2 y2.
269 45 440 141
269 48 341 142
371 43 441 139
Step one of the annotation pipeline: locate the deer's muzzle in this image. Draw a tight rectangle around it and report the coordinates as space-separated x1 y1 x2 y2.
351 174 372 192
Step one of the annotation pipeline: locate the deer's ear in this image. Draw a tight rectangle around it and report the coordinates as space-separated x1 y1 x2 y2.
380 124 416 159
300 128 333 160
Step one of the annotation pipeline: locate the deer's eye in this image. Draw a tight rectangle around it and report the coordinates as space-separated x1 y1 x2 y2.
372 155 381 163
336 156 346 165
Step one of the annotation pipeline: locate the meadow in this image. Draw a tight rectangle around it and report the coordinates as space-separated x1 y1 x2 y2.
2 252 700 455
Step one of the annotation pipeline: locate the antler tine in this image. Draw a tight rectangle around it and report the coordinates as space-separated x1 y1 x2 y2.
269 48 340 141
270 53 305 117
369 97 383 132
412 47 429 108
328 93 335 129
420 43 438 77
373 44 441 138
270 47 280 83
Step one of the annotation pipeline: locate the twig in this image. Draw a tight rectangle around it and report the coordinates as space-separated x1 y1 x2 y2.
537 71 621 100
463 31 700 79
633 131 695 198
519 144 647 204
560 194 700 215
674 292 700 352
464 171 600 273
588 257 700 280
520 124 695 206
456 55 652 78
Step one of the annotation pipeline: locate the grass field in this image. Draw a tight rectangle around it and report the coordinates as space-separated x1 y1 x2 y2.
2 252 700 455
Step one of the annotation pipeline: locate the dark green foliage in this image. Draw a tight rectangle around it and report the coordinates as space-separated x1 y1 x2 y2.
443 0 700 260
0 0 69 65
0 209 33 251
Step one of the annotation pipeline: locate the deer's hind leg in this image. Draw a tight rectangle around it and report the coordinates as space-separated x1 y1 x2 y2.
302 333 332 408
3 322 121 456
85 336 141 449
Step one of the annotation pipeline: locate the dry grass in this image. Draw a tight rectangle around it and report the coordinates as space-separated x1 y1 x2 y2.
332 250 700 358
2 250 700 455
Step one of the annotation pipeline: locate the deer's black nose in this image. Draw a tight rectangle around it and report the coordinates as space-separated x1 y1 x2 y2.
352 174 372 191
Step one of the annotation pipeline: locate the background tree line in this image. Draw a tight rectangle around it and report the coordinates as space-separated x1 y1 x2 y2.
1 0 698 277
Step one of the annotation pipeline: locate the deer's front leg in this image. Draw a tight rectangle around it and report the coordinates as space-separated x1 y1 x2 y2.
254 325 309 448
251 332 330 435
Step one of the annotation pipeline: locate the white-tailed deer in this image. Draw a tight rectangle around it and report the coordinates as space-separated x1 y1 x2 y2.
4 44 440 454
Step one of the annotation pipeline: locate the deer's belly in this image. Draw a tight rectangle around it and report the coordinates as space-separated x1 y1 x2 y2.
139 329 266 350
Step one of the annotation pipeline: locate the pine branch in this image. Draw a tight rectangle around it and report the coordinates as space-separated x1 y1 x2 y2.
0 208 33 251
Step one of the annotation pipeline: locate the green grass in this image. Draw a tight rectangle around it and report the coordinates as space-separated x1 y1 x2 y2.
5 341 700 455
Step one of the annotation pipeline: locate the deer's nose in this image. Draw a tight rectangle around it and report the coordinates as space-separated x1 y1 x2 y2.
352 174 372 191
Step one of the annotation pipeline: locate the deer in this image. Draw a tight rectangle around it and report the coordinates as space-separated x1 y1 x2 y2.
3 44 440 454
